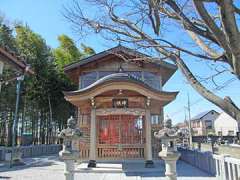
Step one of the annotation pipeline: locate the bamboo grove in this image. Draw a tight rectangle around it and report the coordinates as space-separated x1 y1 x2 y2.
0 18 95 146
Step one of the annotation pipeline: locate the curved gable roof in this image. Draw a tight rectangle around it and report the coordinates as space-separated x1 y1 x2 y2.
64 73 178 104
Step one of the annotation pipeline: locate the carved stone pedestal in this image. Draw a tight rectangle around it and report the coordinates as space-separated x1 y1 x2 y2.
59 150 76 180
154 118 181 180
64 159 74 180
159 151 180 180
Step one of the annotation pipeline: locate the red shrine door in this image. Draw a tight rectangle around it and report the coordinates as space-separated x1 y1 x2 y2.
97 115 145 159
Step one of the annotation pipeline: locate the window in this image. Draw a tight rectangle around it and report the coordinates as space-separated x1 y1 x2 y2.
79 71 162 90
197 121 201 128
218 131 222 136
205 120 212 129
126 71 142 80
151 115 161 125
143 72 161 90
80 72 97 88
191 122 195 128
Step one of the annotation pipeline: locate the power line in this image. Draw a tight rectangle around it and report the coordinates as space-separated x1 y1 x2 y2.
170 77 238 118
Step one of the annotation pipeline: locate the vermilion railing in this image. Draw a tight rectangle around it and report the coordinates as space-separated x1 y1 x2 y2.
79 146 90 160
78 145 145 160
97 144 144 159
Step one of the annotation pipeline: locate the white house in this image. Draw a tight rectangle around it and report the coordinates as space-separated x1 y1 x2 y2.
214 112 239 136
190 110 219 136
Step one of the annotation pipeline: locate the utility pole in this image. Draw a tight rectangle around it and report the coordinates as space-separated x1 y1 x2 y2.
183 108 187 146
187 93 192 149
0 61 4 92
12 75 24 147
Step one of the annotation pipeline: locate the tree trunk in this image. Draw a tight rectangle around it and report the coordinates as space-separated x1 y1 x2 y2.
173 54 240 121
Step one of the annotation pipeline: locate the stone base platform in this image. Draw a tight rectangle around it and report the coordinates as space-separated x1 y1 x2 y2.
77 160 165 173
0 156 217 180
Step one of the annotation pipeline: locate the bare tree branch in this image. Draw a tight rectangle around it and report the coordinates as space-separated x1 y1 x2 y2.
187 30 224 58
193 0 232 56
164 0 219 44
63 0 240 121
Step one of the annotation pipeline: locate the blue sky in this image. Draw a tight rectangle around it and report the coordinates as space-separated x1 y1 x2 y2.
1 0 239 124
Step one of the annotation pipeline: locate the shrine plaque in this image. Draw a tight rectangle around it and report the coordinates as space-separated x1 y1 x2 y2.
112 99 128 108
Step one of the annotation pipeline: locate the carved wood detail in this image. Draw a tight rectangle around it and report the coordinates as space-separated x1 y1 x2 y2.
96 108 145 116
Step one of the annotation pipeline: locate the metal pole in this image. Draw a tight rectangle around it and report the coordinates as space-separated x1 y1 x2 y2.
187 93 193 149
0 61 4 92
12 75 24 147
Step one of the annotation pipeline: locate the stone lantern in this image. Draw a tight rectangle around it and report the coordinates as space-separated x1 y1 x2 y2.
58 116 82 180
154 118 181 180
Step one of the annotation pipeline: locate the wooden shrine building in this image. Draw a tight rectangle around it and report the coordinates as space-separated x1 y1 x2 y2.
64 46 178 167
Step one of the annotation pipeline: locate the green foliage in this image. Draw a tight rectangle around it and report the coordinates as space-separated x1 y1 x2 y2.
81 43 95 56
0 20 95 145
0 18 18 109
53 34 95 70
15 25 76 117
0 20 16 50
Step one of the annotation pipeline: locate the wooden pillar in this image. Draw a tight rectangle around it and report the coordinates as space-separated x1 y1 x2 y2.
88 98 97 167
145 97 154 168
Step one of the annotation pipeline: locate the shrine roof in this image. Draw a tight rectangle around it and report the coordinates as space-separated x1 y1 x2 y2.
64 73 178 104
64 45 177 72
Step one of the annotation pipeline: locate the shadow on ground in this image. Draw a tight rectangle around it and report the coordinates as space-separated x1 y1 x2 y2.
0 155 60 173
0 176 11 179
122 160 214 177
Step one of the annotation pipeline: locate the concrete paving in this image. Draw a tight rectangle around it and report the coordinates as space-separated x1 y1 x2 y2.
0 156 217 180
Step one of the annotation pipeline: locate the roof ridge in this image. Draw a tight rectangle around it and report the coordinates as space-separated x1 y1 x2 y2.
64 45 177 71
191 110 219 120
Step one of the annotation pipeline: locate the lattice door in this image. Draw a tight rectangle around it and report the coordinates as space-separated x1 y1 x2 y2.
98 115 144 144
97 115 145 159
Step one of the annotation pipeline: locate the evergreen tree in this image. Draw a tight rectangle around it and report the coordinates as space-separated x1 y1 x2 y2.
0 19 18 146
0 20 94 146
0 19 16 50
53 34 95 70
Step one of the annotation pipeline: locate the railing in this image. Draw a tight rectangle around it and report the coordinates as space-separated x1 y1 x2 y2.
78 144 146 160
97 144 144 160
79 146 90 160
213 154 240 180
178 147 216 175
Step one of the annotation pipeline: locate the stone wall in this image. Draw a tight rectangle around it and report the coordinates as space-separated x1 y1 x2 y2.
0 144 62 161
